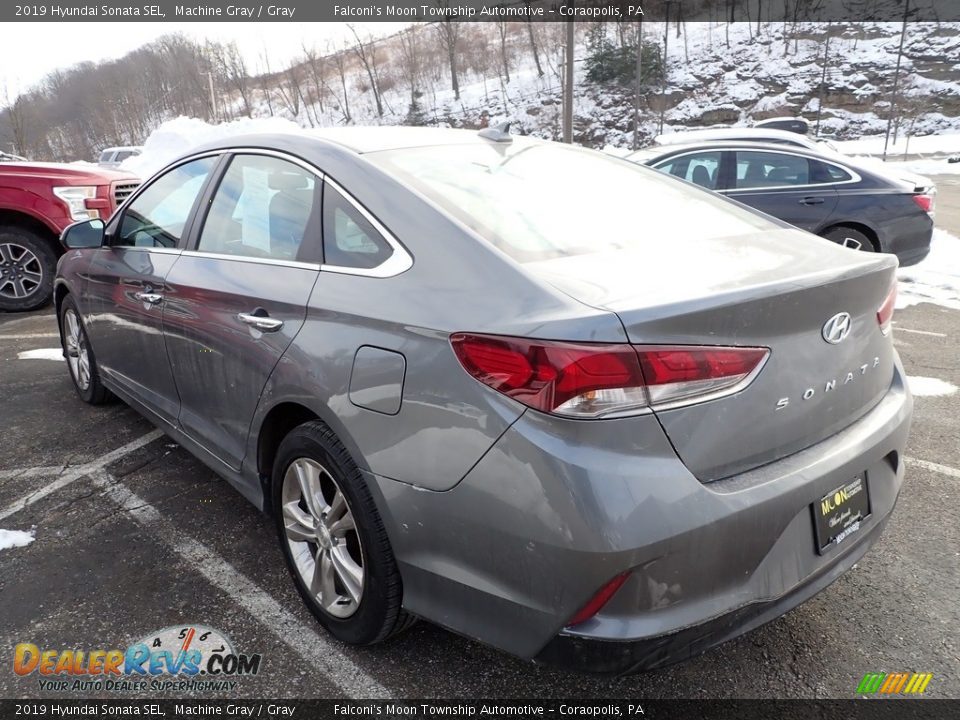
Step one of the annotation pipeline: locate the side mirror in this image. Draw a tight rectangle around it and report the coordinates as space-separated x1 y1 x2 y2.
61 219 105 250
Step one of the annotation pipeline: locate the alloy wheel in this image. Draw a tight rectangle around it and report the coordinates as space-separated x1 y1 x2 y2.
281 458 364 618
0 242 44 300
64 309 91 391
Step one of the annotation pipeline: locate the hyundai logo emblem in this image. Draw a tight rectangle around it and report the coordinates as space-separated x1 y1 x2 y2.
822 312 853 344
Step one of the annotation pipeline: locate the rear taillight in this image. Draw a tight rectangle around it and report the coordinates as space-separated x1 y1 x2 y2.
635 346 770 408
912 193 934 215
450 333 769 418
877 283 897 335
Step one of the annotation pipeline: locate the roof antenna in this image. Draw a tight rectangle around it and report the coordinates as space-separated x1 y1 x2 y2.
478 121 513 143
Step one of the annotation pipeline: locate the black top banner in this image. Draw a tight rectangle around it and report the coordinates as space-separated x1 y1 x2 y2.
4 0 960 23
2 700 960 719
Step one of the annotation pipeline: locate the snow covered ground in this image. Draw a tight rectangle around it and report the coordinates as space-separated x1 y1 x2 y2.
907 376 959 397
836 131 960 157
0 528 34 551
898 229 960 311
838 130 960 176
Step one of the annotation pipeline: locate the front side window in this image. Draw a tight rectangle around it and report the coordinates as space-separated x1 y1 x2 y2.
116 156 216 248
735 151 811 189
197 154 319 261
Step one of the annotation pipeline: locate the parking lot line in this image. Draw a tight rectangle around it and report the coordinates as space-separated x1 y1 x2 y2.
0 333 59 340
905 456 960 480
89 469 390 699
0 465 65 481
895 327 948 337
0 429 163 522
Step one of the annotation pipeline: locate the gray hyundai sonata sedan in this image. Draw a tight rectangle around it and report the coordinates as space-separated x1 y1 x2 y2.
55 127 912 674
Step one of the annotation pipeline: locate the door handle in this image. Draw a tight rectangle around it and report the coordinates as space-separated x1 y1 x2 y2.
799 197 825 205
238 311 284 332
134 291 163 305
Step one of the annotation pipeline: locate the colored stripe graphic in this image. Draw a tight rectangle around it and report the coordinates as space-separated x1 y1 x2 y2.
857 672 932 694
857 673 885 693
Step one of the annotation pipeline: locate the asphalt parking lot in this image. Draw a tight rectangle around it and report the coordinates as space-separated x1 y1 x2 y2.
1 179 958 700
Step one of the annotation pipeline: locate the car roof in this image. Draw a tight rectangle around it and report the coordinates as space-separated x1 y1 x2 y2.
187 125 540 155
629 139 830 160
655 127 817 147
191 126 542 157
310 126 533 154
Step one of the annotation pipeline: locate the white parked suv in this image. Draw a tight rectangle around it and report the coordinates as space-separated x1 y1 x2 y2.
97 146 142 168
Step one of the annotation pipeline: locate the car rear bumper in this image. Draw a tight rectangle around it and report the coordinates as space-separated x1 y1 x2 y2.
369 357 912 669
534 511 890 674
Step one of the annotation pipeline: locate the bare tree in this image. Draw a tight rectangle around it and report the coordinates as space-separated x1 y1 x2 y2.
217 42 253 117
435 16 462 100
331 43 352 123
495 22 511 84
3 82 30 156
277 60 303 121
301 43 326 115
347 25 384 117
398 27 423 103
525 11 544 78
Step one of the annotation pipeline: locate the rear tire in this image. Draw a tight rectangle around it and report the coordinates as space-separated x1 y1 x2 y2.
59 295 110 405
272 420 414 645
0 226 57 312
822 226 877 253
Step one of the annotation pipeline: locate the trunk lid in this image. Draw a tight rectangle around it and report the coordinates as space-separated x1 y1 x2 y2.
526 227 898 481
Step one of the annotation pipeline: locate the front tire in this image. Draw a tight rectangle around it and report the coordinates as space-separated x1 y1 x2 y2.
0 226 57 312
60 295 110 405
272 420 413 645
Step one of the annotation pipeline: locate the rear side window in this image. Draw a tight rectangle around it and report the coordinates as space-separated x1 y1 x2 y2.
99 151 113 163
322 184 393 269
654 151 722 189
197 154 320 262
735 151 811 189
116 156 216 248
821 162 853 182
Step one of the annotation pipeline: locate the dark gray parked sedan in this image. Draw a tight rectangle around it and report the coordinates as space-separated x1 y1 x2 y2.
55 128 912 674
629 140 935 266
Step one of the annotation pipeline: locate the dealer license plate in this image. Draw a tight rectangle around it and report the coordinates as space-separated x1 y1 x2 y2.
812 476 870 554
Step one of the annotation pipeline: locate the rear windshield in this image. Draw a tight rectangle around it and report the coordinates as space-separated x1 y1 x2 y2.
369 141 775 263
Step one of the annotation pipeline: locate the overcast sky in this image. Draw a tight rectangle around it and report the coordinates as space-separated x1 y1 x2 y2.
1 22 403 101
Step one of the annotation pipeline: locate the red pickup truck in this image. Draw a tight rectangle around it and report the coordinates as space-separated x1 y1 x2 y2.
0 160 138 311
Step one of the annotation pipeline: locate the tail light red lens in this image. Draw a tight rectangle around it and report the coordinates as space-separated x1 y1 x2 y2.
912 193 934 215
450 333 769 418
566 572 630 627
450 334 647 418
877 283 897 335
635 346 770 407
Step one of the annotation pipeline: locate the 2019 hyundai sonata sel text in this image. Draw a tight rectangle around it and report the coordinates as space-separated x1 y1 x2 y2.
55 128 912 674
